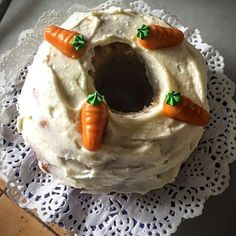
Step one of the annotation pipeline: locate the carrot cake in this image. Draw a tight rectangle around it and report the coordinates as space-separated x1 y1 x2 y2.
17 7 209 193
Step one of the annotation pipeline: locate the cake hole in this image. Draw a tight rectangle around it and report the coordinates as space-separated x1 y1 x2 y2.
91 43 154 113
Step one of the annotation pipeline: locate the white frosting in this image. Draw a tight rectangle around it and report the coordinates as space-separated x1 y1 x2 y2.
17 8 208 194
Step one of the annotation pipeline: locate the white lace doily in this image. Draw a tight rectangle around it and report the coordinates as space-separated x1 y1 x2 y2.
0 1 236 235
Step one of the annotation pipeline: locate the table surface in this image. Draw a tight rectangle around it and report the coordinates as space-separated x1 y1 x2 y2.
0 0 235 235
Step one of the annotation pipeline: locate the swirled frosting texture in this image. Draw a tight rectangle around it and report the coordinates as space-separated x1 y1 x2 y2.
17 8 208 194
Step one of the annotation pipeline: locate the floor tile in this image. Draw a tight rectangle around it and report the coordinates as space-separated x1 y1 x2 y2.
0 195 55 236
26 208 68 235
0 178 6 190
48 223 68 236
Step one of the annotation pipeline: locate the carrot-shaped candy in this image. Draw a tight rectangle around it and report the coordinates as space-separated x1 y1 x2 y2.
81 92 109 152
136 24 184 50
44 25 86 59
163 91 210 126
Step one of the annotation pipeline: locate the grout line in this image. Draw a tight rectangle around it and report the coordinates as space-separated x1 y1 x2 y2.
25 209 62 236
0 190 4 198
2 187 10 198
0 185 7 196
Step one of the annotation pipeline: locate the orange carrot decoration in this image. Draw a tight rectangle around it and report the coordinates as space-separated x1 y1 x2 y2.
163 91 210 126
80 92 109 152
136 24 184 50
44 25 86 59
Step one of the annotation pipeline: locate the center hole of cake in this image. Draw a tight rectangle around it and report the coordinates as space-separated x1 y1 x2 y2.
92 43 154 113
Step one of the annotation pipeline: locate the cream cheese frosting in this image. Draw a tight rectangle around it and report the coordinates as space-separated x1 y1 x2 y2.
17 8 208 194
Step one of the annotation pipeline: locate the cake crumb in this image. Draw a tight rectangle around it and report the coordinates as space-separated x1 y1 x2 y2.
39 120 48 128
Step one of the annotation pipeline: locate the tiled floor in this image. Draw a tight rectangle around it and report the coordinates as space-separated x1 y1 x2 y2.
0 179 68 236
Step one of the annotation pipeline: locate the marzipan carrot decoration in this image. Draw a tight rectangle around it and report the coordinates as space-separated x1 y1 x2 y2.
137 24 184 49
80 92 109 152
163 91 210 126
44 25 86 59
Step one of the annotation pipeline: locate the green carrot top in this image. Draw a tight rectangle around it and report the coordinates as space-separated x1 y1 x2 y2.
165 91 182 106
87 92 104 106
137 25 150 39
70 34 86 51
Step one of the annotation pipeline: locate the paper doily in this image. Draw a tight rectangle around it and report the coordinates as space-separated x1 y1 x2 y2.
0 1 235 235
